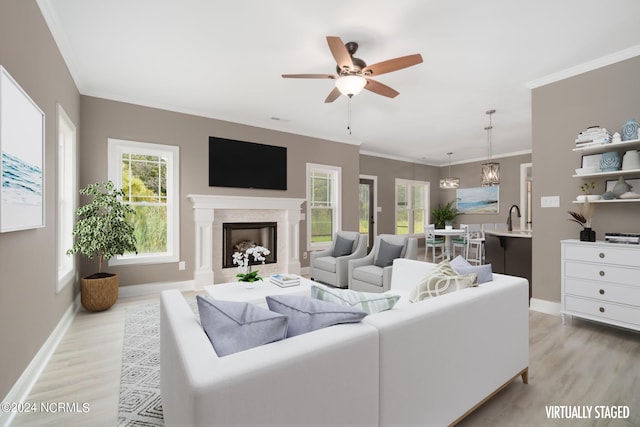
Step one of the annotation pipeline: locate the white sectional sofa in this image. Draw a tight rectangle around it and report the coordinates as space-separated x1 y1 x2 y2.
161 258 529 426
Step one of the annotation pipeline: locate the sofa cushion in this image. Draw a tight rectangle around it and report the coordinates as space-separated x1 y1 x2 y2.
332 235 355 257
352 264 384 286
196 296 288 357
311 284 400 314
314 256 337 273
450 255 494 284
266 294 367 337
374 239 404 267
408 260 477 302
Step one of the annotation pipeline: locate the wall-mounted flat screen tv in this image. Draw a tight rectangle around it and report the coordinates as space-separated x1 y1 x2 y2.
209 137 287 190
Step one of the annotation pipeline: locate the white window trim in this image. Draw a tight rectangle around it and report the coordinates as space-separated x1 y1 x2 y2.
395 178 430 238
56 104 76 293
107 138 180 266
306 163 342 251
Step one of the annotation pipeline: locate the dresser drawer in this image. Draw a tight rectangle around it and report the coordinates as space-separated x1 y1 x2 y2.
564 277 640 306
564 260 639 287
563 243 640 267
565 296 640 329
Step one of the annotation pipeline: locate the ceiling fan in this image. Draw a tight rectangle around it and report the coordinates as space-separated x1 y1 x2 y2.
282 36 423 103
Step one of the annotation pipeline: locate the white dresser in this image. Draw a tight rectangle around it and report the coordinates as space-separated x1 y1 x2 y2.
561 239 640 332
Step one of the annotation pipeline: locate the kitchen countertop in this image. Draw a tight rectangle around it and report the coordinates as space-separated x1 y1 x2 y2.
485 229 532 239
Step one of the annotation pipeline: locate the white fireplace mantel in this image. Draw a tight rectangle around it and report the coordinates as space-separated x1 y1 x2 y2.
187 195 305 288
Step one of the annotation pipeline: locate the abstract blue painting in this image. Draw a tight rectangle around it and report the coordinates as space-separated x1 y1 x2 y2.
1 66 45 232
456 186 499 214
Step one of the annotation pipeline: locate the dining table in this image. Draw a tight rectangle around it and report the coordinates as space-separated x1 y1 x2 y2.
433 228 465 260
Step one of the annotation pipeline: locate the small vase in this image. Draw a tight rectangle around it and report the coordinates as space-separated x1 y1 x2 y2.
599 151 620 172
622 119 639 141
622 150 640 170
612 177 631 197
580 227 596 242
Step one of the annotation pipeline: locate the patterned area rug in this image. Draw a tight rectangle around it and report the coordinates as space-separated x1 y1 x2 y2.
117 302 164 426
117 298 198 426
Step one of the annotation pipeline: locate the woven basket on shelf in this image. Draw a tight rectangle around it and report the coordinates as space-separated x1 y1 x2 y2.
81 273 119 312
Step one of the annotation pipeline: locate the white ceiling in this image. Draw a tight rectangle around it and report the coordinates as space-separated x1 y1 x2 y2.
38 0 640 165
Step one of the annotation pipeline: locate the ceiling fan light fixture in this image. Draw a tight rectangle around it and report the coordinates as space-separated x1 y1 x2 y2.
335 75 367 97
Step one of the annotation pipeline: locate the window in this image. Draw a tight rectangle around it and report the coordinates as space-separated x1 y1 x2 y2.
57 105 76 292
307 163 341 250
108 139 179 265
395 179 429 236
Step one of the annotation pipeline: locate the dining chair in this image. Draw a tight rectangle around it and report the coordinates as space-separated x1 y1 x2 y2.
424 224 445 263
466 224 484 265
452 224 469 258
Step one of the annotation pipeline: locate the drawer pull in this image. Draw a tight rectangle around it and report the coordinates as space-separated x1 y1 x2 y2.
599 252 605 258
599 270 605 277
599 289 605 295
599 307 605 313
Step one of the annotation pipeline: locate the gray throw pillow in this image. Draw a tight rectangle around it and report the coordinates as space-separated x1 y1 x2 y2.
450 255 493 284
266 294 367 337
196 296 288 357
374 239 404 267
332 235 355 257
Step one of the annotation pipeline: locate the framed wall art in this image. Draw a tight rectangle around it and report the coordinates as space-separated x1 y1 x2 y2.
1 66 45 232
456 186 499 214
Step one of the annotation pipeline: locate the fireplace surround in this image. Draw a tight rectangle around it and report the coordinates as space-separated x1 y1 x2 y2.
187 195 305 288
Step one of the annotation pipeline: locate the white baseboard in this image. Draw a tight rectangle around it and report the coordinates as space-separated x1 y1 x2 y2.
529 298 561 316
0 294 81 427
118 280 195 298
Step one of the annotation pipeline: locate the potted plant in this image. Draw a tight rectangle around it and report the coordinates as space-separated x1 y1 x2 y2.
232 245 271 288
67 181 137 311
431 201 461 229
568 198 595 242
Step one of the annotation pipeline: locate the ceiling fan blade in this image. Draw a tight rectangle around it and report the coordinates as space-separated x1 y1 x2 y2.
282 73 337 79
363 54 423 76
324 86 342 103
326 36 353 70
364 79 399 98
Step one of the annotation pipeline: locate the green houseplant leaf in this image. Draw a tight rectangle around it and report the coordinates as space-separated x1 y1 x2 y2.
67 181 137 274
431 201 461 229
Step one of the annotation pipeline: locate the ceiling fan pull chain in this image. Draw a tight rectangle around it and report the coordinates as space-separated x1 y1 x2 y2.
347 94 352 135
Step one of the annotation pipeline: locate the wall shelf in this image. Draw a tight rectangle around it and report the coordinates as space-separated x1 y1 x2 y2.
572 198 640 204
573 168 640 178
573 137 640 154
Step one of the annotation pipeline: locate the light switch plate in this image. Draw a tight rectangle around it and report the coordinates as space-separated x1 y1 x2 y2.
541 196 560 208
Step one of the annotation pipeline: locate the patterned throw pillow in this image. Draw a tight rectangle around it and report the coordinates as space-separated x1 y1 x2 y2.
196 296 288 357
311 284 400 314
408 259 478 302
266 294 366 337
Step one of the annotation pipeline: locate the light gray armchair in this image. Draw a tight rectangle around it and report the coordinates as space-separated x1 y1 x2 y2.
348 234 417 293
310 231 368 289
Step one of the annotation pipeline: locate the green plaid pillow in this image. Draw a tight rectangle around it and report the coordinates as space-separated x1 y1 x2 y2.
311 284 400 314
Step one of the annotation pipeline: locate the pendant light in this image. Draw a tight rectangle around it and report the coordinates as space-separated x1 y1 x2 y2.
440 152 460 189
481 109 500 187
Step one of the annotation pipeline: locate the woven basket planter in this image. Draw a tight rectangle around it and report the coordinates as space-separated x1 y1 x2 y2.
81 273 119 312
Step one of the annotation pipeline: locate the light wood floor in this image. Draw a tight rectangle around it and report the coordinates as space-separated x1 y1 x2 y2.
11 291 640 426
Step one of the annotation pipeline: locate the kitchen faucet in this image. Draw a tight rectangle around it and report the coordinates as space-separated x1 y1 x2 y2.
507 204 521 232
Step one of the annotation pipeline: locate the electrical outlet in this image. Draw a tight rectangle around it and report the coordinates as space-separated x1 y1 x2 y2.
541 196 560 208
178 261 186 270
303 252 308 259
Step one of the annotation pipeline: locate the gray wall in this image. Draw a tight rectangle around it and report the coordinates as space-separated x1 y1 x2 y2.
0 0 80 399
80 96 361 278
532 55 640 302
359 155 440 234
